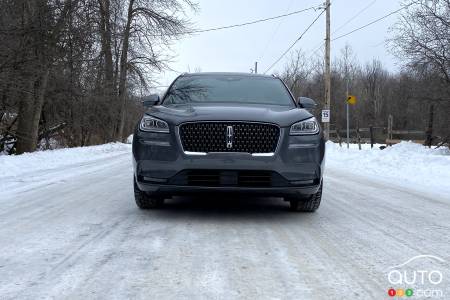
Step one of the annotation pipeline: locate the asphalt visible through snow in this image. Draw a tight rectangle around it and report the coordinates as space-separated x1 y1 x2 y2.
1 152 449 299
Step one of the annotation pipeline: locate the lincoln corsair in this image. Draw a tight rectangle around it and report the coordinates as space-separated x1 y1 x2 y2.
132 72 325 212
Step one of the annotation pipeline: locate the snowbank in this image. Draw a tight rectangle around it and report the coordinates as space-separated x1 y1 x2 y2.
326 141 450 197
1 140 448 199
126 134 134 144
0 143 131 194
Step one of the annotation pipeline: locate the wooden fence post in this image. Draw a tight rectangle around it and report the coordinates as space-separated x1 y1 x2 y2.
425 104 434 148
356 124 362 150
387 114 393 145
336 127 342 147
370 126 374 148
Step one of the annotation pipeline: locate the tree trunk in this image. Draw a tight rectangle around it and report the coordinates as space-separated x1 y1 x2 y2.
116 0 134 141
16 70 50 154
15 0 71 154
98 0 116 142
98 0 114 92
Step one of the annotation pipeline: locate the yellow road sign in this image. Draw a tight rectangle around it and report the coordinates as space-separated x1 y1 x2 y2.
347 95 357 105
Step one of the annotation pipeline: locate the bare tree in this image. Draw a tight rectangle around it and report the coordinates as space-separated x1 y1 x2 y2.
14 0 74 154
116 0 197 141
0 0 197 153
360 59 389 126
390 0 450 84
280 50 313 97
389 0 450 141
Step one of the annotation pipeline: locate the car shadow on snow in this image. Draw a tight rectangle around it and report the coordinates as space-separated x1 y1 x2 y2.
137 195 319 222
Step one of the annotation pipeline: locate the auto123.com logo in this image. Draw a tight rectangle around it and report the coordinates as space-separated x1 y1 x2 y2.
386 255 447 298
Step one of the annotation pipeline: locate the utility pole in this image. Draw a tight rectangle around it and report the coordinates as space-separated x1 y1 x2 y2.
323 0 331 140
345 47 350 149
254 62 258 74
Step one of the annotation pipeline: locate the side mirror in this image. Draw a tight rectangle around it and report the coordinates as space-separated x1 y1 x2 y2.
298 97 317 109
142 94 160 107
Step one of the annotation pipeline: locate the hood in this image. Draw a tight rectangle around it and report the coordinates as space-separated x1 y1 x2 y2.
145 103 313 127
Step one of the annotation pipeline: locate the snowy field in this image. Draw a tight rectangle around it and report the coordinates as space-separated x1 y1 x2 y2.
0 142 449 299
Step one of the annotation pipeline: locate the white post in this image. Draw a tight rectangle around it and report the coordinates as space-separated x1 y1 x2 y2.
346 102 349 148
345 52 350 149
323 0 331 140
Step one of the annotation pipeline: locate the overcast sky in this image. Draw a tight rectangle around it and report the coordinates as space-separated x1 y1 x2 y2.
156 0 403 87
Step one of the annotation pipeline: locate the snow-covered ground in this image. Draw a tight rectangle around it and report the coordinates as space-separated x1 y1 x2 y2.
326 141 450 198
0 143 131 196
0 142 449 299
1 141 448 199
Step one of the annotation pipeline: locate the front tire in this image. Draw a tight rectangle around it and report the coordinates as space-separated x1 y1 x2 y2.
134 179 165 209
288 182 323 212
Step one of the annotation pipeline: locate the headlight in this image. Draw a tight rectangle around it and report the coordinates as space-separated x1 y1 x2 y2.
139 115 169 133
290 117 319 135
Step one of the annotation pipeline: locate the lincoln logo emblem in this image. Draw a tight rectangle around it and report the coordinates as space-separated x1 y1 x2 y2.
226 126 233 149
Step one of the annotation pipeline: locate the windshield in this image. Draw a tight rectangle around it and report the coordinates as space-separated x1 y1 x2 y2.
162 74 295 106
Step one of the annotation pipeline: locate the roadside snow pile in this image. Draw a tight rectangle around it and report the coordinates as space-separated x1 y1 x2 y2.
326 141 450 196
2 140 449 198
0 143 131 194
126 134 134 144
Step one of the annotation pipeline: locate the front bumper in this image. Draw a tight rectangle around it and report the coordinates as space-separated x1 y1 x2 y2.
133 127 325 196
136 182 321 197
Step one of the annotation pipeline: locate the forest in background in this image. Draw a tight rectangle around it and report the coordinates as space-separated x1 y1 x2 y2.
0 0 449 154
0 0 196 154
280 45 449 143
280 0 449 143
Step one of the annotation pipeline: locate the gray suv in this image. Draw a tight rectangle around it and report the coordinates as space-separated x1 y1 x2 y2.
132 72 325 212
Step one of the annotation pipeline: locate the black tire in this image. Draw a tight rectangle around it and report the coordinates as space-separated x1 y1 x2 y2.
288 182 323 212
134 179 165 209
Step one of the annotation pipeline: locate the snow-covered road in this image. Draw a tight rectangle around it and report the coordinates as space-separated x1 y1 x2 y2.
1 144 449 299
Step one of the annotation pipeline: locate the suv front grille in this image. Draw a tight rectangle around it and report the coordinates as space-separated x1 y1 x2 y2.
179 122 279 153
169 170 289 187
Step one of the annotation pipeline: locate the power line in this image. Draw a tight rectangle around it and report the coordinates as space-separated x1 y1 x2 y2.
264 5 328 74
312 43 325 56
332 0 377 35
332 4 412 41
187 5 320 35
308 0 377 58
153 5 321 37
258 0 296 61
151 85 170 89
308 2 412 60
